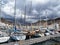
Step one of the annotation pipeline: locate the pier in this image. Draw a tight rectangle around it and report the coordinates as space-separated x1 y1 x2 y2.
20 33 60 45
0 33 60 45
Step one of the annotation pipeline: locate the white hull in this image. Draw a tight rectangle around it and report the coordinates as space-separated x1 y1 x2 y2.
0 37 10 43
11 35 26 40
34 34 41 37
35 33 44 37
45 33 50 36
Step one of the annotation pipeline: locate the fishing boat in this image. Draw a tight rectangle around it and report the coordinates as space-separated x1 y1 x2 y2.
0 31 10 43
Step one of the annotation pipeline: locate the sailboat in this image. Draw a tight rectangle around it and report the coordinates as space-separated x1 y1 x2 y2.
11 26 26 40
34 10 45 37
0 1 10 43
11 0 26 41
0 31 10 43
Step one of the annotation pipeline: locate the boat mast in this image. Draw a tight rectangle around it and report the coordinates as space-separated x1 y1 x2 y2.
39 10 42 28
54 17 57 30
30 1 33 31
46 10 48 28
19 9 22 29
24 1 27 29
14 0 16 28
0 0 2 22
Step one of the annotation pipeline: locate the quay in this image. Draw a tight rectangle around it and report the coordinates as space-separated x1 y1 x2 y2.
0 33 60 45
21 33 60 45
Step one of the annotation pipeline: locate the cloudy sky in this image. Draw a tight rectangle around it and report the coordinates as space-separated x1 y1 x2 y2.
1 0 60 23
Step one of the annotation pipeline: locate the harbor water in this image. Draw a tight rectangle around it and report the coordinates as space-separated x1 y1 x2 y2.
32 37 60 45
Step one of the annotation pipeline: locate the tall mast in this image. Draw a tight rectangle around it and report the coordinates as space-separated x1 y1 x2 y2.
30 1 33 30
46 10 48 28
14 0 16 28
24 1 27 29
54 18 56 30
39 10 42 28
0 0 2 22
19 9 22 29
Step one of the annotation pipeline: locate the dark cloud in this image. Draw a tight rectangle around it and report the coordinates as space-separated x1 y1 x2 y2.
1 0 60 23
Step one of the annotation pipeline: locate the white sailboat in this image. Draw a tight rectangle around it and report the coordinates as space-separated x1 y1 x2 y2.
0 1 10 43
11 32 26 40
0 31 10 43
11 27 26 41
34 9 45 37
11 0 26 41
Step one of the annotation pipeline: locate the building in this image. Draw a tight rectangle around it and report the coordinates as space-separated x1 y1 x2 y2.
31 18 60 30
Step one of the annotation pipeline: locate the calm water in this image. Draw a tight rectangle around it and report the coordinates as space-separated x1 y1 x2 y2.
32 37 60 45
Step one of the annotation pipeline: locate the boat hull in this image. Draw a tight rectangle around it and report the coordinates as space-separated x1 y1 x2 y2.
11 35 26 41
0 37 10 43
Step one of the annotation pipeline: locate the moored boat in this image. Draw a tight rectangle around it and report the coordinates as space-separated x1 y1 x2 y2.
0 31 10 43
10 28 26 41
11 33 26 41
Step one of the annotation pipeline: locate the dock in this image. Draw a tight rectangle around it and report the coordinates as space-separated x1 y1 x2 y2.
0 33 60 45
21 33 60 45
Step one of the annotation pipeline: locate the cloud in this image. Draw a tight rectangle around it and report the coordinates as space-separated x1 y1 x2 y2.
32 9 39 14
54 5 60 11
27 0 49 5
1 1 14 16
25 18 38 23
1 0 35 21
1 0 60 23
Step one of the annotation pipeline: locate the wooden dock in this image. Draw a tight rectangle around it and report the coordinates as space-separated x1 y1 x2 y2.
0 33 60 45
19 33 60 45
